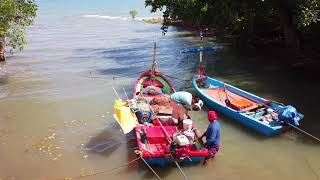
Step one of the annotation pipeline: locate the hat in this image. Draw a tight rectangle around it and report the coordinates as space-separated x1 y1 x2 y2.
194 99 203 111
208 111 218 122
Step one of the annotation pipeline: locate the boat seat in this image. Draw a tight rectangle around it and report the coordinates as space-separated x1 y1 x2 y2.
228 99 254 111
206 87 258 111
143 78 164 88
145 126 176 144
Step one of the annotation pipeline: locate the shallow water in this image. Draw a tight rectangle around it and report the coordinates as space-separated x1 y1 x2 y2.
0 2 320 180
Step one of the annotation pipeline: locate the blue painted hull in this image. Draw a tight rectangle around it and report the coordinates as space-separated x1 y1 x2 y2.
192 76 284 136
144 156 204 167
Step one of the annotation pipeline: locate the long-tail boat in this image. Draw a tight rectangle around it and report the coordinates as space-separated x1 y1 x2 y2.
192 48 303 136
114 43 208 167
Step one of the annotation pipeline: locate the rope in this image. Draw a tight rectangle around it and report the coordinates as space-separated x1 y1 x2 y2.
288 123 320 143
223 84 237 101
160 72 189 82
148 107 190 180
86 70 145 80
51 157 141 180
303 154 320 180
174 161 190 180
112 70 145 80
135 150 162 180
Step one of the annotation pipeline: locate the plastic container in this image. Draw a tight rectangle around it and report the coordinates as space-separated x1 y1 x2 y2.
183 119 193 131
184 130 195 141
267 108 274 114
172 118 178 124
175 134 190 146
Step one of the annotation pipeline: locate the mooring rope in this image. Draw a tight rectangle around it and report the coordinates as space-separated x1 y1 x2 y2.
303 154 320 180
112 70 146 80
288 123 320 143
148 107 190 180
174 161 190 180
135 150 162 180
160 72 190 82
50 156 141 180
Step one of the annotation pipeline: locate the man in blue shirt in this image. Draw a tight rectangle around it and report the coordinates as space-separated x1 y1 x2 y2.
170 91 203 111
200 111 220 165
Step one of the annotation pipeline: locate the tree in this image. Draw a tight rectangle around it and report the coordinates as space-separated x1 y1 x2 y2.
145 0 320 49
0 0 38 61
129 9 138 19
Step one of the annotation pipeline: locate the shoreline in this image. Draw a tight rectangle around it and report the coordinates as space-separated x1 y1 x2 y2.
142 18 320 73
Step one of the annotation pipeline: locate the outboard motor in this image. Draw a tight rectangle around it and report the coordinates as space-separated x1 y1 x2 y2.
278 105 304 126
170 141 179 160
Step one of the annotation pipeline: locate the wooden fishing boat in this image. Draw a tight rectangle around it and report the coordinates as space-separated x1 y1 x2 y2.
133 42 175 99
192 75 303 136
133 69 176 98
114 43 208 167
187 43 303 136
133 44 208 166
135 124 208 167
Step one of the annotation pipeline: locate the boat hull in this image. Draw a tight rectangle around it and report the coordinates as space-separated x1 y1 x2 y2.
192 76 284 136
133 70 176 98
135 125 208 167
144 156 204 167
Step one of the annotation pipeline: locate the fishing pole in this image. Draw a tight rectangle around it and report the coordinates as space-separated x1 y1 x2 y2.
112 86 121 100
123 88 129 100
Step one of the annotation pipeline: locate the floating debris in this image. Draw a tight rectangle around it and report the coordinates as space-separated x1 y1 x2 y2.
34 127 63 161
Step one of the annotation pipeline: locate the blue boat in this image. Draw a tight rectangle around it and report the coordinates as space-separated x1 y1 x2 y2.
192 75 303 136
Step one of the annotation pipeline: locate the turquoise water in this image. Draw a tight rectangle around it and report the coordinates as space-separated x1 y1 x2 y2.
37 0 160 17
0 1 319 180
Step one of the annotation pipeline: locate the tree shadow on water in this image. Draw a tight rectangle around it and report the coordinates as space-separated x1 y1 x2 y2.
0 63 8 85
85 121 190 179
85 122 124 157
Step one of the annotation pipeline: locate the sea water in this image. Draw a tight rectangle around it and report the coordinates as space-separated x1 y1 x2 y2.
0 0 319 179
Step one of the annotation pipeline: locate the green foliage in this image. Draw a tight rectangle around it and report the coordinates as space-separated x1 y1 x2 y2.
129 9 138 19
145 0 320 39
0 0 38 52
297 0 320 28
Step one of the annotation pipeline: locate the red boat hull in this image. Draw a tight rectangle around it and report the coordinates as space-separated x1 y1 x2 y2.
135 125 208 166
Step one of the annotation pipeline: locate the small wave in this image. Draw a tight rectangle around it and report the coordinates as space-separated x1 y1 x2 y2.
83 14 129 21
135 17 162 21
83 14 162 21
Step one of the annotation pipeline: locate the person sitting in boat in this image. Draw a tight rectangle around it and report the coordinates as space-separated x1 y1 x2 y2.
134 91 152 124
200 111 220 165
170 91 203 111
135 109 152 124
